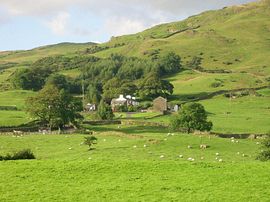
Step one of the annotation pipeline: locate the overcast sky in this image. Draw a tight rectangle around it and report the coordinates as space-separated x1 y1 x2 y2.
0 0 256 51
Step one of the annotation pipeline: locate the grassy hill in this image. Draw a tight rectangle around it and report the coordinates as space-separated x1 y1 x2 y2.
0 0 269 133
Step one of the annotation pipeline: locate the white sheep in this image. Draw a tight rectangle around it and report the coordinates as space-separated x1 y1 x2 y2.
160 155 164 158
187 145 192 149
179 155 183 158
216 153 219 156
133 145 137 148
144 144 147 148
219 159 223 162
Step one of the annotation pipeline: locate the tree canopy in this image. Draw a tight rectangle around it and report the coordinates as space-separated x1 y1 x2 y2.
26 84 83 129
170 103 212 133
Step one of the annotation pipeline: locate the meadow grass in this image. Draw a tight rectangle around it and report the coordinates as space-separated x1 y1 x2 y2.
0 127 269 201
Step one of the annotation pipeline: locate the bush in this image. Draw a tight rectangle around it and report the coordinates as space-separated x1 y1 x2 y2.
84 136 97 150
0 149 36 161
257 137 270 161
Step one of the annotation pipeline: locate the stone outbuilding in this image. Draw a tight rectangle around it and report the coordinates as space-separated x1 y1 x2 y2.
153 96 167 113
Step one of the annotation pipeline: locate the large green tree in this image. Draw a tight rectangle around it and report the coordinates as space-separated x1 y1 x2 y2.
158 52 182 75
26 85 83 129
170 103 212 133
137 73 174 100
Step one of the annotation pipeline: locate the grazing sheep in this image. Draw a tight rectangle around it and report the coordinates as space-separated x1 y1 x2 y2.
200 144 208 149
187 145 192 149
133 145 137 148
164 138 168 141
242 154 246 157
103 139 106 142
201 157 204 160
88 157 92 160
216 153 219 156
231 139 235 143
237 152 240 155
68 147 72 150
188 158 195 161
160 155 164 158
144 144 147 148
118 139 121 142
256 142 260 145
235 140 239 143
219 159 223 162
179 155 183 158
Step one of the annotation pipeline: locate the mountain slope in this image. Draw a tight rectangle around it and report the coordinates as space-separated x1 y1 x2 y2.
91 0 270 76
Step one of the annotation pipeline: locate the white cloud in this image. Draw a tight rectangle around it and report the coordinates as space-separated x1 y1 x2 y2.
46 12 70 35
104 17 147 36
0 0 256 38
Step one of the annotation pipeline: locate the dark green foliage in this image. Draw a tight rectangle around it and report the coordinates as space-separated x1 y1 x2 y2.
46 74 70 91
0 149 35 161
86 83 102 105
84 136 97 150
12 67 52 91
102 78 137 101
158 52 182 75
26 85 83 129
137 73 174 100
170 103 212 133
97 100 114 120
0 106 18 111
257 137 270 161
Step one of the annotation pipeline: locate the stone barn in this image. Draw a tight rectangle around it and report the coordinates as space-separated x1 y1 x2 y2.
153 96 167 113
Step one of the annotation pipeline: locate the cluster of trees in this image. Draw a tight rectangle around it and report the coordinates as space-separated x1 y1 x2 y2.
12 52 181 102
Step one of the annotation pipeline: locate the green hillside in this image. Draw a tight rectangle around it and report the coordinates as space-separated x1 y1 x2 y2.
0 0 269 133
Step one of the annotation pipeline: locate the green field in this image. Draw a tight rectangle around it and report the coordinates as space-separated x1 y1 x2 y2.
0 126 269 201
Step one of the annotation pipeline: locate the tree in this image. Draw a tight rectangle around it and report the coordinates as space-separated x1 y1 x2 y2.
46 74 69 91
97 100 114 120
137 73 174 100
12 67 52 91
84 136 97 150
170 103 212 133
26 84 83 130
158 52 181 75
86 84 102 105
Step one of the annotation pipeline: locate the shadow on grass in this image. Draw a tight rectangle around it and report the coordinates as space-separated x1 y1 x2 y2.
89 125 169 135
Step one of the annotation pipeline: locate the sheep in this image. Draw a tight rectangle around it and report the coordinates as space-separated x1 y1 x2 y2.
237 152 240 155
219 159 223 162
187 157 194 161
118 139 121 142
160 155 164 158
164 138 168 141
68 147 72 150
201 157 204 160
103 139 106 142
200 144 208 149
133 145 137 148
216 153 220 156
144 144 147 148
88 157 92 160
179 155 183 158
187 145 192 149
256 142 260 145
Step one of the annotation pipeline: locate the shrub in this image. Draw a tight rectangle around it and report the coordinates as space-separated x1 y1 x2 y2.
84 136 97 150
0 149 35 161
257 137 270 161
210 81 223 88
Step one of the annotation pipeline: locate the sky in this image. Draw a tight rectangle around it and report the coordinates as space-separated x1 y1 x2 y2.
0 0 256 51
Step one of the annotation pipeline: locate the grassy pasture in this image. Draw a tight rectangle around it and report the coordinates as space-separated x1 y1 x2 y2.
0 127 269 201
